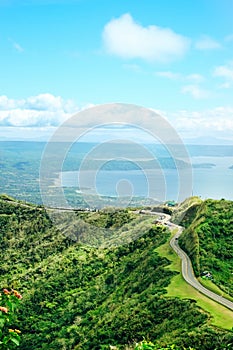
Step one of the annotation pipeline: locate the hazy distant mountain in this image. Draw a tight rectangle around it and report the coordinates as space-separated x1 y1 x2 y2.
184 136 233 145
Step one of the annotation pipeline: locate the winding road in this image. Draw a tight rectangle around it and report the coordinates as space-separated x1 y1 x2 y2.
140 210 233 312
3 199 233 311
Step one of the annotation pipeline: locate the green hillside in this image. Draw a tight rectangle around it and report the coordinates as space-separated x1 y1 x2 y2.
0 195 232 350
179 199 233 296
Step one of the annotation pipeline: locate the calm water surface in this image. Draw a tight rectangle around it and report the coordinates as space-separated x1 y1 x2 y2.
61 156 233 202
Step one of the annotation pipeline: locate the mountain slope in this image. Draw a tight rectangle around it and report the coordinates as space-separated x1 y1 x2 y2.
179 199 233 297
0 195 232 350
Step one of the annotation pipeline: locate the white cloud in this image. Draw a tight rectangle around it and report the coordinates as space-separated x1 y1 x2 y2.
13 42 24 52
156 71 181 80
181 85 210 99
103 13 190 62
146 107 233 141
1 96 233 143
0 109 67 127
156 71 204 83
0 93 79 127
171 107 233 139
0 95 23 110
195 35 221 50
186 74 204 83
214 63 233 80
122 63 142 72
8 38 24 52
224 34 233 42
25 93 71 112
218 82 232 89
213 62 233 88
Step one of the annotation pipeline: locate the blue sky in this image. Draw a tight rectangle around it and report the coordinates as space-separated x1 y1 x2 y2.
0 0 233 142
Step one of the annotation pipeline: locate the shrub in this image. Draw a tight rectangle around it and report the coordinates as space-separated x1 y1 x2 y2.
0 288 22 349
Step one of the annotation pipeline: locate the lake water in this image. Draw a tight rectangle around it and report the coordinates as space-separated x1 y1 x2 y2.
60 156 233 202
1 142 232 205
191 156 233 200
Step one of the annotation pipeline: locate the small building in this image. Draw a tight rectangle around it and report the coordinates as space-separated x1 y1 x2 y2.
166 200 177 207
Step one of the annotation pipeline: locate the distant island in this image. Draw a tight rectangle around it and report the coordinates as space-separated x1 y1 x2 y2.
79 157 190 171
77 158 217 171
192 163 216 169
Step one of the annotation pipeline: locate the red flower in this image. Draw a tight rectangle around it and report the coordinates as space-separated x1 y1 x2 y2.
0 306 8 313
13 290 22 299
3 289 10 295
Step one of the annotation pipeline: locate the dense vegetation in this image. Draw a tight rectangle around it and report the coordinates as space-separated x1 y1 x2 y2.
179 199 233 295
171 197 202 227
0 195 232 349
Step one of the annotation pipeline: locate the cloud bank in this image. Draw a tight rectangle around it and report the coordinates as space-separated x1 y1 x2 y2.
173 107 233 140
0 94 233 143
0 93 78 127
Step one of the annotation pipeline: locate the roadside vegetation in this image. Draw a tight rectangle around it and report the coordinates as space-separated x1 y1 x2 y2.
155 230 233 330
179 199 233 296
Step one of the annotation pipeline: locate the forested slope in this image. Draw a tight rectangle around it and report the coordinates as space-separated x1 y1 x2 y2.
179 199 233 296
0 195 232 350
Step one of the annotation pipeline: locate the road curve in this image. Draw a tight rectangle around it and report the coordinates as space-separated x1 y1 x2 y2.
169 222 233 311
140 210 233 311
4 201 233 311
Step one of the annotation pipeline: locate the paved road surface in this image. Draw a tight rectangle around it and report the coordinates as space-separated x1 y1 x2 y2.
140 210 233 311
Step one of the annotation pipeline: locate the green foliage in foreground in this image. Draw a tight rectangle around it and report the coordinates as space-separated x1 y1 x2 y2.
0 196 232 350
179 199 233 295
134 342 194 350
0 288 22 349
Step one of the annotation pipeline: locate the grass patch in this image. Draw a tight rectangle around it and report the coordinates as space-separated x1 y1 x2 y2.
155 230 233 331
198 277 233 302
